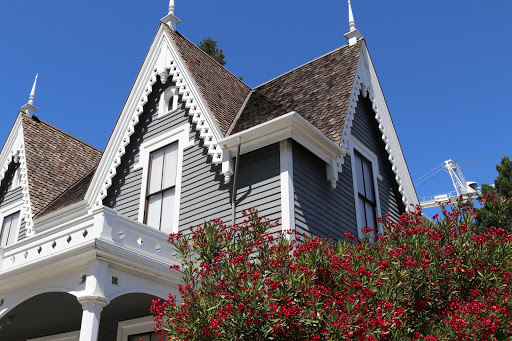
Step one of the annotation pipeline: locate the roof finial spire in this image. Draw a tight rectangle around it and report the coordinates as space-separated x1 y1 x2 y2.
344 0 363 46
21 74 39 118
162 0 181 31
28 73 38 105
168 0 175 15
348 0 356 32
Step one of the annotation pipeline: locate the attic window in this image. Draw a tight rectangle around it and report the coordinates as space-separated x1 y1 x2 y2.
158 87 179 118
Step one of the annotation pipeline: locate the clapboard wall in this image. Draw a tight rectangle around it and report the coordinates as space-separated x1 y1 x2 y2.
351 96 405 222
104 77 282 233
293 142 357 240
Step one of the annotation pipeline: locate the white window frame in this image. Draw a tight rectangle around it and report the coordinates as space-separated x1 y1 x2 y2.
158 86 179 119
28 331 79 341
134 123 194 233
0 201 22 247
116 316 155 341
349 136 383 239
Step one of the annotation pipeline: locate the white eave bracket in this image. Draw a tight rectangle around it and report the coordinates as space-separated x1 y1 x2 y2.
217 111 346 188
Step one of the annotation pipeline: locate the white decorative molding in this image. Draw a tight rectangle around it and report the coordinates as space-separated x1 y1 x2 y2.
219 111 346 190
90 26 224 209
219 111 345 163
340 44 419 209
0 118 34 236
18 142 34 235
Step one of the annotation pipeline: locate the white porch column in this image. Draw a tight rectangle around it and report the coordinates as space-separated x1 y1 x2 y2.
77 296 110 341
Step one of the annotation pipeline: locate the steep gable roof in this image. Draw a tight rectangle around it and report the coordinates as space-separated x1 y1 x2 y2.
34 168 96 218
21 114 103 215
229 39 364 144
164 25 251 135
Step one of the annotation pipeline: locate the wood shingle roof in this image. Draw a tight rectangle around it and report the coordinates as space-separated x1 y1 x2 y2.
165 25 251 135
21 114 102 216
229 39 363 144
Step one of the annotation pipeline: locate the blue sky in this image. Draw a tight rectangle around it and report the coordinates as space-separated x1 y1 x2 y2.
1 1 511 217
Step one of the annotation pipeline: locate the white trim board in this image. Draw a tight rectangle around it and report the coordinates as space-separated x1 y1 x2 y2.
279 140 295 233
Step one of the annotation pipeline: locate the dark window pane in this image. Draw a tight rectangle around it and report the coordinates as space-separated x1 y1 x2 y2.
362 159 374 202
355 153 365 196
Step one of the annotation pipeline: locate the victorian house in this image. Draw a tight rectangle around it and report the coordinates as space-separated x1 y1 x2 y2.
0 1 418 340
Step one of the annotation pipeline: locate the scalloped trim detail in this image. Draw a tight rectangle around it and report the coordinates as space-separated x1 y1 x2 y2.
94 50 223 208
0 144 33 234
340 74 409 209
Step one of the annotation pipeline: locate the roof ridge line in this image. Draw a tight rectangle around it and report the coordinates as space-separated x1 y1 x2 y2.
225 89 255 137
166 25 250 92
27 115 104 153
255 41 361 89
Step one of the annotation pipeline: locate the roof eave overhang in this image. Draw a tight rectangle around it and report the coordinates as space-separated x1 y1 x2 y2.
218 111 346 163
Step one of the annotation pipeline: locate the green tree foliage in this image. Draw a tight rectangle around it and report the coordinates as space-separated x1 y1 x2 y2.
478 156 512 228
198 38 226 66
152 200 512 340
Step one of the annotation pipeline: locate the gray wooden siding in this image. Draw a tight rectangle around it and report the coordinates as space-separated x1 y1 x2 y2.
179 136 232 230
351 96 405 222
234 143 281 233
104 77 282 233
180 143 282 233
0 162 25 241
293 141 357 240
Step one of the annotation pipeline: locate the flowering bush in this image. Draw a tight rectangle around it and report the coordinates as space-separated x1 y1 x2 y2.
151 198 512 340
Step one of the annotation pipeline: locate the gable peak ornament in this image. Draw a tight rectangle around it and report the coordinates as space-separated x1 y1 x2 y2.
21 74 38 118
344 0 363 46
161 0 181 31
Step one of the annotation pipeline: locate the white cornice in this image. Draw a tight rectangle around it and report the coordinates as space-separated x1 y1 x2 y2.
341 42 419 208
218 111 346 163
86 25 225 209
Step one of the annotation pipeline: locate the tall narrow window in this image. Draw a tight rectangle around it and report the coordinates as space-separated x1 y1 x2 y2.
0 211 20 247
144 143 178 233
354 151 377 237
